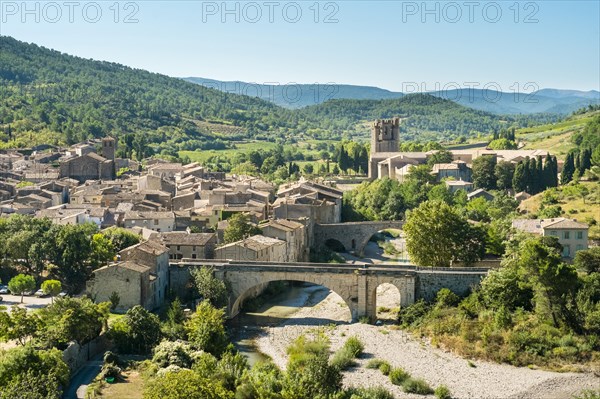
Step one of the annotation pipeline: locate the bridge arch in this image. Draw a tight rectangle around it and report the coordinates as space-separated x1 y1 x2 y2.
223 269 358 320
314 221 405 256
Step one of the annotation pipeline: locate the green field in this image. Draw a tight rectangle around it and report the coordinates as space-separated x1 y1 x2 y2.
179 139 340 164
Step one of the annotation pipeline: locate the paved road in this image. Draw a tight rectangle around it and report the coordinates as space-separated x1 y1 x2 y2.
63 354 104 399
0 294 52 311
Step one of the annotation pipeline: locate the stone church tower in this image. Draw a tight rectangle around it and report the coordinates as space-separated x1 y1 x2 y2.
368 118 400 179
101 136 116 161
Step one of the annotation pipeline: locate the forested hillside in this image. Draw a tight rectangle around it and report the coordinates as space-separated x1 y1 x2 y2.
0 35 542 154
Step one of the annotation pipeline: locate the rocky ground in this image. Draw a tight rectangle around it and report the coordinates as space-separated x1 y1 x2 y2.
254 286 599 399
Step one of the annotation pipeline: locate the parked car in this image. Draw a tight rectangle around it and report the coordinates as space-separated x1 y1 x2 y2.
22 290 33 296
35 289 47 297
58 292 68 298
0 286 8 294
0 296 3 302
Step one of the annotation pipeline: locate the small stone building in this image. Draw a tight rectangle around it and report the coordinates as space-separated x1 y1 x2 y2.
215 235 286 262
149 231 217 260
87 239 170 312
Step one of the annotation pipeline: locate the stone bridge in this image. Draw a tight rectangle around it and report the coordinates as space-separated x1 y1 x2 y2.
314 221 406 256
170 260 488 321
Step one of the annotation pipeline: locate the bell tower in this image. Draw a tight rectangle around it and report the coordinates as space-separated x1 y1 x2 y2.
371 118 400 153
101 136 116 161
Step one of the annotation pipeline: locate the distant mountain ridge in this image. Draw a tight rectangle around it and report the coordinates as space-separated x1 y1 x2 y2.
183 77 405 109
184 77 599 115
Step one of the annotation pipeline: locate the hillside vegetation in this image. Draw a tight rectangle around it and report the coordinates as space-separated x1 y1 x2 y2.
0 35 551 156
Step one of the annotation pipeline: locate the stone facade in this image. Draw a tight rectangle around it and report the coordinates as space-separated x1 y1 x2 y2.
215 235 286 262
260 219 308 262
150 231 217 260
87 261 152 312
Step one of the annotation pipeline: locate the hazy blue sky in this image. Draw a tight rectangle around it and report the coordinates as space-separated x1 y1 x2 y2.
2 1 599 92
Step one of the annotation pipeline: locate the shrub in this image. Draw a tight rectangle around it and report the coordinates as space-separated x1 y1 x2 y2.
344 336 364 357
152 340 194 369
378 362 391 375
435 288 460 308
402 378 433 395
344 386 394 399
359 316 371 324
573 390 600 399
435 385 452 399
365 359 388 369
330 337 364 370
398 300 430 327
330 346 357 370
389 368 410 385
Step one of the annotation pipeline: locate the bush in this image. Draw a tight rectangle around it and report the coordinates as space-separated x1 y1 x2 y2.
152 340 194 369
365 359 388 369
398 300 430 327
388 368 410 385
402 378 434 395
573 390 600 399
330 346 358 370
435 385 452 399
379 362 391 376
343 386 394 399
435 288 460 308
330 337 364 370
344 336 364 357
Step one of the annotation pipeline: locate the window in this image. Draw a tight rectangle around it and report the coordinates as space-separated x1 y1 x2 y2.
562 245 571 257
193 246 196 251
177 245 181 251
154 219 159 225
577 231 583 239
576 244 583 251
564 231 570 239
192 254 197 259
549 230 557 236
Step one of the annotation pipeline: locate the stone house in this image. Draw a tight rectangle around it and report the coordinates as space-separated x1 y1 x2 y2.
467 188 495 202
87 261 153 312
445 180 474 193
277 180 343 223
123 211 176 232
511 217 589 259
118 239 170 308
59 138 116 182
149 231 217 260
260 219 308 262
215 235 286 262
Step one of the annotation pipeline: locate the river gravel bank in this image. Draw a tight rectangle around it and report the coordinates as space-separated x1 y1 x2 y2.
254 285 598 399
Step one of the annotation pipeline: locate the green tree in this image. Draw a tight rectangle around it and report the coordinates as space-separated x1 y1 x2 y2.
495 161 515 190
516 236 580 328
303 163 314 175
0 345 69 399
512 162 526 193
562 151 575 185
8 274 36 303
574 247 600 274
50 223 97 293
102 227 141 251
426 149 453 166
472 155 497 190
0 305 40 345
41 280 62 303
37 297 109 348
404 200 484 267
223 213 261 244
191 266 229 308
90 233 116 267
112 305 161 354
185 300 228 357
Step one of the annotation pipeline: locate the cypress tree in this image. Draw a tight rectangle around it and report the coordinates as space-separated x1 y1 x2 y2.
551 156 559 187
513 162 526 193
536 155 544 192
528 157 537 194
562 152 575 185
580 148 592 172
542 153 553 189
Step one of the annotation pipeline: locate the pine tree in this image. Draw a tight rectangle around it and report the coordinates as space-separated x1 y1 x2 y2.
513 162 527 193
561 152 575 185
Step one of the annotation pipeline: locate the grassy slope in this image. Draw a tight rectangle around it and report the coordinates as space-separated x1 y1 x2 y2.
517 111 600 159
519 181 600 223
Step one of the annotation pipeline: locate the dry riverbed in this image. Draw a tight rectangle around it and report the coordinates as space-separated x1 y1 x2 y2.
254 286 598 399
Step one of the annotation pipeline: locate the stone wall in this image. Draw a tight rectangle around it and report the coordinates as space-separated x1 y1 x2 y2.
62 334 110 373
415 270 487 301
